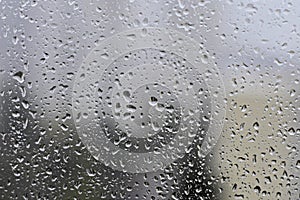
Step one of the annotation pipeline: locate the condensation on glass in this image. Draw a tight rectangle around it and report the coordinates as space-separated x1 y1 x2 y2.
0 0 299 199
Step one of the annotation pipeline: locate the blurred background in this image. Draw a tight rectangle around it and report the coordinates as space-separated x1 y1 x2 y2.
0 0 299 199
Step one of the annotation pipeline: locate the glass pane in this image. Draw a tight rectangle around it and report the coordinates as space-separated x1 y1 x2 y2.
0 0 299 199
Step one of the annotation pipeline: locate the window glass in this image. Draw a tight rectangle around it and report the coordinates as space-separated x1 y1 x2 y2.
0 0 299 199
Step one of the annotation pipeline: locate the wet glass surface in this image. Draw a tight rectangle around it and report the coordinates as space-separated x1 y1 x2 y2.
0 0 299 199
